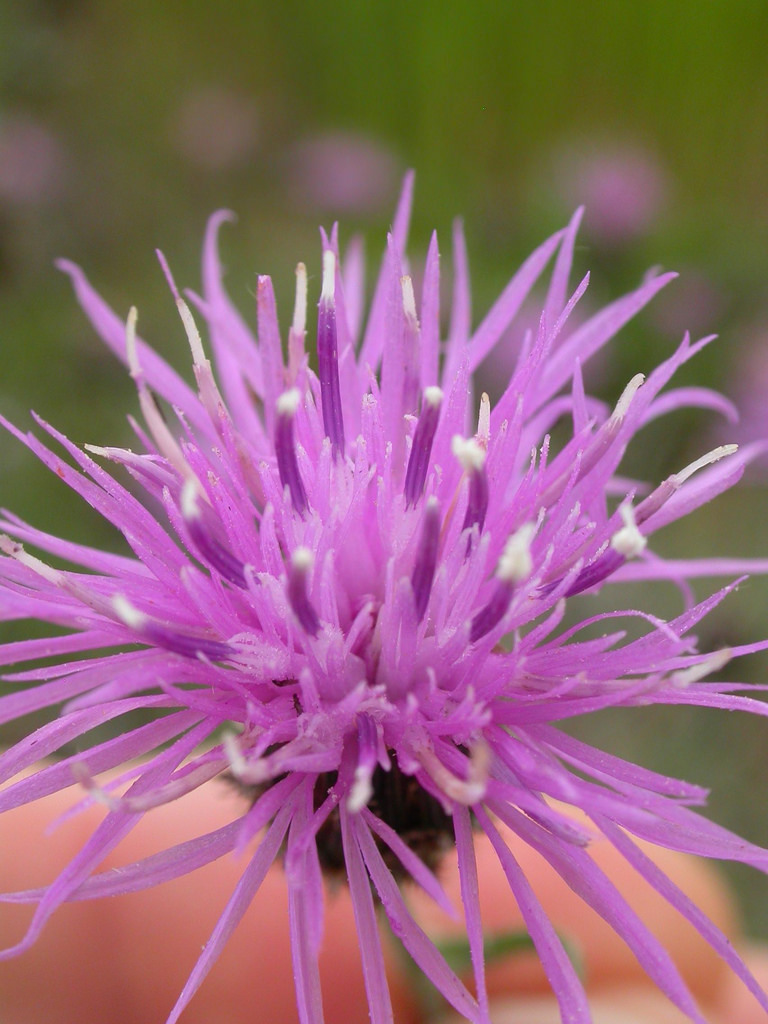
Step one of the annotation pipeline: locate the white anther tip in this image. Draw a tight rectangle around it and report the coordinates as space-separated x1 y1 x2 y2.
277 388 302 417
0 535 19 557
126 306 140 377
672 648 732 688
451 435 486 472
321 250 336 303
477 392 491 445
675 444 739 485
423 385 443 408
181 477 201 521
177 297 206 366
112 594 145 628
612 373 645 420
347 767 373 813
291 546 314 572
497 523 536 583
401 275 418 322
292 263 307 335
610 504 647 558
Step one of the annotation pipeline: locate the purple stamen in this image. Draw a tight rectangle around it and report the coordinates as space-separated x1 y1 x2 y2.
181 481 248 587
317 249 345 456
564 505 645 596
185 520 248 588
469 579 514 643
563 548 624 597
463 466 489 534
404 386 442 507
347 712 379 812
400 275 421 415
470 525 535 642
287 547 321 636
146 628 233 661
275 388 309 515
635 444 739 525
452 436 489 535
410 498 441 622
113 595 233 660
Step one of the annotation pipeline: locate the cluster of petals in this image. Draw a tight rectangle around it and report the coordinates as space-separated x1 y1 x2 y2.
3 174 768 1024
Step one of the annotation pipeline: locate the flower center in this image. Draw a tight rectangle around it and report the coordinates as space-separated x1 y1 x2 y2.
314 755 455 880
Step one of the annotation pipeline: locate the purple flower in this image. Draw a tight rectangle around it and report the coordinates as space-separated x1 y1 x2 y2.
171 87 260 172
284 132 400 215
2 174 768 1024
553 143 668 247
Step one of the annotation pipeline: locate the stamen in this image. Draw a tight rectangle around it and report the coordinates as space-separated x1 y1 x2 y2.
400 274 420 414
563 551 623 597
223 730 249 779
2 535 118 614
176 295 207 367
293 262 308 336
452 436 489 535
476 392 491 449
0 534 64 586
401 274 418 323
675 443 738 485
452 435 487 474
112 594 147 629
157 249 224 428
671 648 732 688
112 594 233 660
419 742 490 806
180 478 248 587
347 713 379 813
609 373 645 423
564 446 740 600
275 388 309 516
288 262 307 383
497 522 536 583
125 307 193 481
563 506 645 598
317 249 345 455
0 536 61 585
125 305 141 380
470 525 535 643
404 386 442 506
610 503 647 558
574 372 645 475
277 388 301 416
635 443 739 524
538 373 646 512
287 547 321 636
410 498 441 622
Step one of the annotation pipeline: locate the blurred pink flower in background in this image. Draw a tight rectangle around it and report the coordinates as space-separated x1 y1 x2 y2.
554 143 668 247
284 132 400 214
171 87 260 171
0 113 66 207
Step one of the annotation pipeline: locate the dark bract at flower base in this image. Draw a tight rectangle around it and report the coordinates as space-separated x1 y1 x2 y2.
2 174 768 1024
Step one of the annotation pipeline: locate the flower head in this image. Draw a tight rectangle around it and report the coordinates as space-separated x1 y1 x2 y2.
3 174 768 1024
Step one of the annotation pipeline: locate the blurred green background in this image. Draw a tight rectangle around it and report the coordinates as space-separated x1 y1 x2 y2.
3 0 768 938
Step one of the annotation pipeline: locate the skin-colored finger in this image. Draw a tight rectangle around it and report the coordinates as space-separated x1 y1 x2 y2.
437 987 727 1024
713 943 768 1024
